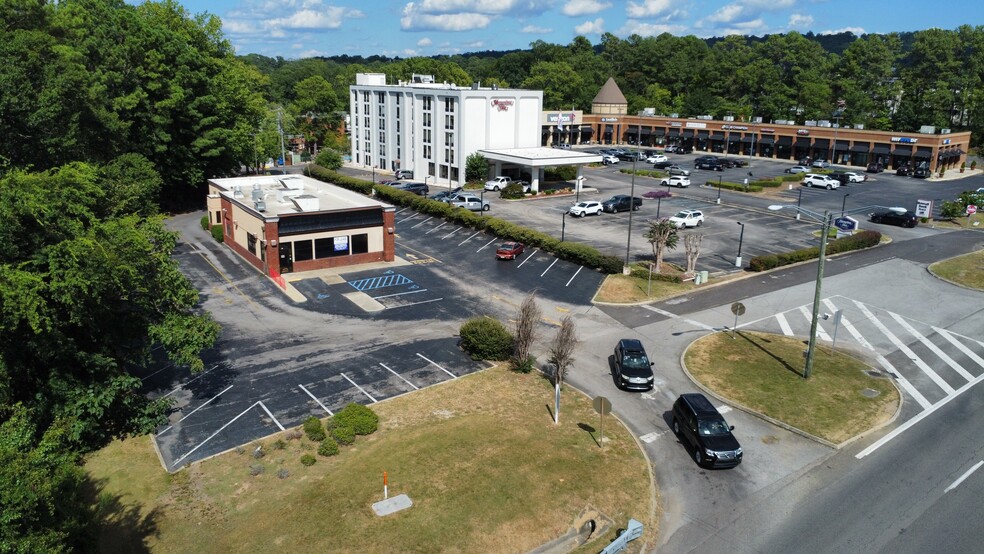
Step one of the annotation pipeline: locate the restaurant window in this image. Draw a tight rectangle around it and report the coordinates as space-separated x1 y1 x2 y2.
329 236 350 257
247 232 257 255
352 233 369 254
294 240 313 261
314 237 333 258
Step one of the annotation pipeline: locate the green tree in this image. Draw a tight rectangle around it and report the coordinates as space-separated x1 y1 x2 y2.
521 61 584 109
644 218 679 273
315 149 343 170
465 152 489 182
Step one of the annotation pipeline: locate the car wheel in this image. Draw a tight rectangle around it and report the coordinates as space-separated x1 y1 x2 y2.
579 212 585 218
696 220 702 226
672 418 680 435
826 184 832 190
694 449 703 466
493 186 501 191
482 204 490 211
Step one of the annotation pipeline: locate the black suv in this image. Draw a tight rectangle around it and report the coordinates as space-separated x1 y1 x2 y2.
392 181 429 196
612 339 654 391
602 195 643 213
694 156 724 171
671 393 743 468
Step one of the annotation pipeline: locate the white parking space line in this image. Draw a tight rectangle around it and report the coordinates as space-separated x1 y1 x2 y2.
857 372 984 459
517 249 538 267
341 372 378 403
395 207 412 215
425 222 448 234
641 305 717 332
298 384 333 415
540 258 559 277
171 401 263 467
565 266 583 287
854 300 955 395
934 327 984 370
775 312 793 336
380 362 419 390
945 461 984 493
257 401 285 431
162 362 224 397
373 289 428 300
157 384 234 435
384 297 443 309
140 361 176 382
890 312 973 382
440 228 459 239
416 353 457 379
458 231 481 246
477 238 496 252
410 217 434 229
798 306 831 341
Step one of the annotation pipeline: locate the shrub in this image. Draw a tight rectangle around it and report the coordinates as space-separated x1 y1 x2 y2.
499 182 526 199
249 464 264 476
284 429 303 441
747 231 881 271
972 160 978 170
748 254 779 271
302 416 326 442
300 454 316 466
511 354 537 374
333 403 379 435
642 190 672 199
318 437 340 457
200 215 209 230
209 225 223 243
252 445 265 459
277 468 290 479
331 425 356 445
628 264 683 282
272 439 287 450
940 200 964 219
314 149 343 170
597 254 624 275
460 316 514 360
545 165 577 181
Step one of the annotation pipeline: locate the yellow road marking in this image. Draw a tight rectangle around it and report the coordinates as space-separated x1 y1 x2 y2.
196 251 260 311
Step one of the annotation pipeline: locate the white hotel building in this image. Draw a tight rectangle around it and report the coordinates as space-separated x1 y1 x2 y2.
349 73 544 187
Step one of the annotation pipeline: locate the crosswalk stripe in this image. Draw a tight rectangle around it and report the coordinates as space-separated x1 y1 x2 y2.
798 305 831 341
641 305 717 332
775 312 793 336
821 298 872 351
933 327 984 370
890 312 974 382
854 300 955 395
876 354 932 410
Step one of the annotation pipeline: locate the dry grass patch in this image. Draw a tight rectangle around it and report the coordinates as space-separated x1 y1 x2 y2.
85 365 654 553
929 249 984 290
684 331 899 444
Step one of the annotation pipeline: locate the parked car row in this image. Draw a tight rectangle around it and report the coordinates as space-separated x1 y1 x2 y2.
693 155 748 171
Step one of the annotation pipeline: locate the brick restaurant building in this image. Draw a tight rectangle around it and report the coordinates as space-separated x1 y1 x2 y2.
206 174 395 276
542 78 970 173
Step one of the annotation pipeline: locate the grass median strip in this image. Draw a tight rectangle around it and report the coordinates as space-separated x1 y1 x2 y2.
929 249 984 290
684 331 899 444
85 365 654 552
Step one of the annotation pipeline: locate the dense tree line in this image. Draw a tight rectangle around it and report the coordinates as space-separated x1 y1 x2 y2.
245 28 984 148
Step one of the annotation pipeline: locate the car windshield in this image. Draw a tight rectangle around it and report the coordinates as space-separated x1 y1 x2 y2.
621 354 650 371
576 202 589 208
498 243 516 250
698 419 731 436
673 212 690 218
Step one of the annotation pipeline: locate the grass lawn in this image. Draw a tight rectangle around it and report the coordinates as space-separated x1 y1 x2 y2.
929 249 984 290
85 365 655 553
684 331 900 444
595 263 744 303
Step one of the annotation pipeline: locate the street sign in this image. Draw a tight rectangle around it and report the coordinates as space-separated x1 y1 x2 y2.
593 396 612 415
731 302 746 316
834 216 859 232
915 199 933 218
968 204 978 215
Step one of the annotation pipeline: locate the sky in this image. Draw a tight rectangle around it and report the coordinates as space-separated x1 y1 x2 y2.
174 0 976 60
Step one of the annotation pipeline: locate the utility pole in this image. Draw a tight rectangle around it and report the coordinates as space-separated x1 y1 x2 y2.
277 108 287 175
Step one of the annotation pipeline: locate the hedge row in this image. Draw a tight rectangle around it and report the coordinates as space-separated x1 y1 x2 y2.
748 230 882 271
305 165 624 273
628 264 684 282
707 180 764 193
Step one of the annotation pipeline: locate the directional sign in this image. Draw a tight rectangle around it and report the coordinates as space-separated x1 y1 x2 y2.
731 302 746 316
593 396 612 415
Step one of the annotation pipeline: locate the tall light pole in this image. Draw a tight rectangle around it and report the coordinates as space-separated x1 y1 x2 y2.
831 106 844 165
769 203 906 378
624 112 643 273
735 221 745 267
561 211 567 242
841 193 850 217
277 108 287 175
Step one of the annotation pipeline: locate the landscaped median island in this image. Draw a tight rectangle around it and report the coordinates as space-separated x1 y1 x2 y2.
683 332 900 444
85 365 655 552
929 249 984 290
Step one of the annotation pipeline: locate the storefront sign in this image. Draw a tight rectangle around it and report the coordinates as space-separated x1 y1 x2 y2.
334 236 349 251
761 128 775 133
601 117 619 122
797 129 810 135
667 121 682 127
685 122 707 129
892 137 918 143
915 199 933 218
943 139 951 145
722 124 748 131
547 113 574 124
834 216 858 232
490 99 514 112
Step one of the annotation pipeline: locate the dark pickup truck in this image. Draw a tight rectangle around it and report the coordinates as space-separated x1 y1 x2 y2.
602 195 643 213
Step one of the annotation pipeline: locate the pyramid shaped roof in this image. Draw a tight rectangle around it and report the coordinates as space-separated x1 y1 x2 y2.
592 77 627 105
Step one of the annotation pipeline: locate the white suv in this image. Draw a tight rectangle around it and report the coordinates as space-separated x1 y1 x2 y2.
669 210 704 228
484 176 513 191
661 176 691 188
802 174 841 189
568 201 603 217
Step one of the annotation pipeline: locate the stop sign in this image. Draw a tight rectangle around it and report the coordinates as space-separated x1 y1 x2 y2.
968 205 978 215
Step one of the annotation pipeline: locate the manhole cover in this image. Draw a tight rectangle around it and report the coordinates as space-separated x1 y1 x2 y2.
861 388 881 398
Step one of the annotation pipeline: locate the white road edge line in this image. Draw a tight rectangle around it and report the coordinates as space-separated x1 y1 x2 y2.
157 384 234 436
298 384 333 415
641 305 717 332
517 249 538 268
565 266 583 287
380 362 419 390
416 353 457 379
172 401 260 467
856 372 984 459
257 401 284 431
945 460 984 493
775 312 793 336
540 258 559 277
341 372 377 403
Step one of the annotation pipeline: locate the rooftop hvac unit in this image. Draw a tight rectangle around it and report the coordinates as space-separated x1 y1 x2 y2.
855 124 864 130
752 116 763 123
919 125 936 134
251 184 263 202
290 194 320 212
233 185 244 198
278 176 304 190
642 108 656 116
723 115 735 122
254 201 266 212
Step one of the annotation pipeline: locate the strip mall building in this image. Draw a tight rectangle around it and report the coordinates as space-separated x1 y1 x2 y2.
542 78 970 172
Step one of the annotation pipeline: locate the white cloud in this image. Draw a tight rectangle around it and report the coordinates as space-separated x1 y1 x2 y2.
562 0 611 17
463 40 485 48
268 8 348 30
743 0 794 8
705 3 745 24
408 0 552 16
626 0 673 18
521 24 551 33
788 13 813 29
298 48 328 57
821 27 864 36
417 37 432 46
402 48 420 56
717 18 767 35
617 19 686 37
574 18 604 35
401 3 492 31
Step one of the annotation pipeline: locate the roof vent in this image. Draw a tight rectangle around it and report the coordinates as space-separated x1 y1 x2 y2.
251 184 263 202
253 201 266 212
233 185 244 198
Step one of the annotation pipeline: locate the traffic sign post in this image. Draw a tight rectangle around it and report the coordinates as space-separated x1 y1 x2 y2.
593 396 612 449
730 302 746 339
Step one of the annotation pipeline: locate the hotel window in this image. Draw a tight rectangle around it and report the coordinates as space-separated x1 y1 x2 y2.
396 107 400 119
378 105 384 116
444 97 455 112
364 116 369 127
449 149 455 164
378 118 385 130
362 91 369 102
423 129 431 143
379 131 385 144
445 114 454 129
445 132 453 146
423 97 432 110
423 113 431 127
377 92 384 103
424 145 431 158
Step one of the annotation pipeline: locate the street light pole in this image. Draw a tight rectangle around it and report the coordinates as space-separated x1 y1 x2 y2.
625 146 637 273
841 193 850 217
796 188 803 220
716 176 722 204
804 211 832 379
277 108 287 175
735 221 745 267
561 211 567 242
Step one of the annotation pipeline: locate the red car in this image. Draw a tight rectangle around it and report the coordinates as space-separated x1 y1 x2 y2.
495 241 524 260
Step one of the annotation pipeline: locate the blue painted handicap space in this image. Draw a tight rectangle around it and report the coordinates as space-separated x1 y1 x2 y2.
349 273 414 291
